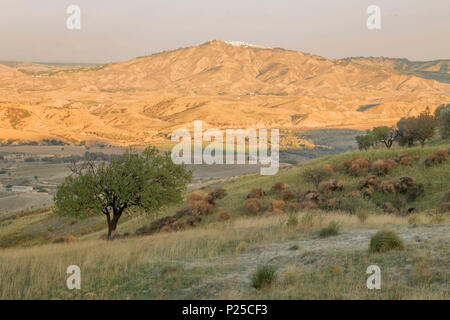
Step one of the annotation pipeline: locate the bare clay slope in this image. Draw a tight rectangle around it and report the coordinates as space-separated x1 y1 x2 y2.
0 39 449 145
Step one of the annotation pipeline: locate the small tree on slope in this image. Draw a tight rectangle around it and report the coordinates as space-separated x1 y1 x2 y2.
54 147 192 238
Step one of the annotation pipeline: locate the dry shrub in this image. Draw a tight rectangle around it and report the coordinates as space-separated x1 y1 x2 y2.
359 175 378 189
281 189 296 201
299 189 321 203
437 148 448 162
191 200 215 216
186 191 206 205
371 159 397 176
343 157 371 176
425 149 448 166
217 211 231 222
318 179 344 194
287 203 302 212
246 187 266 199
379 181 396 194
361 185 375 197
272 181 288 193
384 202 399 214
437 202 450 214
244 198 262 214
208 188 227 200
326 197 338 209
394 176 416 193
397 153 413 166
323 164 335 173
268 200 285 211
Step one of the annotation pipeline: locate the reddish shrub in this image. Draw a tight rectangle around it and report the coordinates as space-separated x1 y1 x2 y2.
217 211 231 222
299 201 318 210
397 153 413 166
244 198 262 214
384 202 399 214
371 159 397 176
323 164 335 173
281 189 296 201
268 200 285 211
186 191 206 205
272 181 288 193
246 187 266 199
299 190 321 203
394 176 416 193
379 181 396 194
191 200 215 216
318 179 344 194
343 157 371 176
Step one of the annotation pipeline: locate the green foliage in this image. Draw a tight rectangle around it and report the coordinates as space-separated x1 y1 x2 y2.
397 109 437 147
301 167 331 188
355 133 374 151
54 147 192 237
318 221 341 238
435 104 450 139
369 230 405 253
251 265 276 289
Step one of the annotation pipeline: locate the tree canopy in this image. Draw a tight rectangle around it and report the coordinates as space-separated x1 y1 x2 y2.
54 147 192 238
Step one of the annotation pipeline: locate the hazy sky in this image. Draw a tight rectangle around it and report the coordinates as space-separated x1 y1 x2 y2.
0 0 449 63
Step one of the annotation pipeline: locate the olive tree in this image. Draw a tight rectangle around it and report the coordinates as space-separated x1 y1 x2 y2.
54 147 192 238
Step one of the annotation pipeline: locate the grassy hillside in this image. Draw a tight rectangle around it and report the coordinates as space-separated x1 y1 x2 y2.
0 143 449 299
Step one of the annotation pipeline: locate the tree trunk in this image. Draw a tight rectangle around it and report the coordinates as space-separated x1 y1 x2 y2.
106 213 113 239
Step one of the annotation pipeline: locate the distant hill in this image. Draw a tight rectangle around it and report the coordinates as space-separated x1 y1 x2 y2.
0 39 449 145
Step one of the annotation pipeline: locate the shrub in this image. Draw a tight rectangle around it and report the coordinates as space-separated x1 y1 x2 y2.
246 187 265 199
342 157 371 176
397 153 413 166
186 191 206 205
217 211 231 222
299 201 318 210
191 200 215 216
209 188 227 200
244 198 262 214
318 221 341 238
318 179 344 194
268 200 285 211
379 181 396 194
425 149 447 166
394 176 416 193
281 189 296 201
384 202 399 214
299 189 321 203
369 230 405 253
301 168 331 188
371 159 397 176
251 265 276 289
323 164 335 173
272 182 288 193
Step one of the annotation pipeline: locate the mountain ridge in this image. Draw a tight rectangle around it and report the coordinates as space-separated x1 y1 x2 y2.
0 39 449 145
